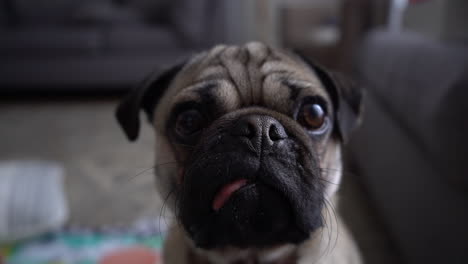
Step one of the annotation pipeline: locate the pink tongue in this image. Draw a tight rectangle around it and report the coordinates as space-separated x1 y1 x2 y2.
212 179 248 211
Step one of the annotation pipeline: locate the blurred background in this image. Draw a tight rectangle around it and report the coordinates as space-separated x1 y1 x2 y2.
0 0 467 263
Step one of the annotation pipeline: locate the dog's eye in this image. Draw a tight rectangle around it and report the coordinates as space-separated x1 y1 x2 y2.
175 110 204 136
299 103 326 130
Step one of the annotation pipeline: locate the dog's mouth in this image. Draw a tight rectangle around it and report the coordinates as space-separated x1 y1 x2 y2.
212 178 250 211
179 139 325 248
180 159 325 249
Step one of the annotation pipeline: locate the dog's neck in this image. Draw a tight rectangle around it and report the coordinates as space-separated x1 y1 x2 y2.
164 197 340 264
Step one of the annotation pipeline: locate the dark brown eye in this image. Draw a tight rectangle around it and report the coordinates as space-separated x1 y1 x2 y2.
299 103 326 130
175 110 204 136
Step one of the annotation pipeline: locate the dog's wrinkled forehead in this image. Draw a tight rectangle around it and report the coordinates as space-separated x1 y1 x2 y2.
154 42 331 129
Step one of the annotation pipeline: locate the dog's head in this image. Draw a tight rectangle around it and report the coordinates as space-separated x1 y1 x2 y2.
116 43 362 250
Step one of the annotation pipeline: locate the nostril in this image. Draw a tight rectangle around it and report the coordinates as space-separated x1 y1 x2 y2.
268 123 287 141
268 125 279 141
246 122 256 139
232 118 257 138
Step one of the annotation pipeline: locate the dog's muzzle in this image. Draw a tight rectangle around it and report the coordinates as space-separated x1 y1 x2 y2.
178 114 324 249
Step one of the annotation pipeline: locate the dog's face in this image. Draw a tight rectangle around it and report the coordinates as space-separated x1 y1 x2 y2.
116 43 361 250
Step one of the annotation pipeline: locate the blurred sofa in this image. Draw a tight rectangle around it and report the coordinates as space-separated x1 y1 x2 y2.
349 30 468 264
0 0 226 90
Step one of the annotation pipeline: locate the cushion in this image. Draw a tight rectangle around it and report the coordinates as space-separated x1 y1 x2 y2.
358 30 468 189
0 28 102 55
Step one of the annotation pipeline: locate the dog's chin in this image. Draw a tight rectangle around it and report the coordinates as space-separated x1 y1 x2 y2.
191 181 304 249
178 153 324 250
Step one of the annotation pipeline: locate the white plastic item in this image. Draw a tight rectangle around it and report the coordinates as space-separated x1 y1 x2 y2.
0 161 69 242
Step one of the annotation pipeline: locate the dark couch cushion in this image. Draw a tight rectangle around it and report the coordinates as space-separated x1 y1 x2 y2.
107 26 181 52
358 30 468 189
14 0 84 24
0 28 102 56
12 0 170 25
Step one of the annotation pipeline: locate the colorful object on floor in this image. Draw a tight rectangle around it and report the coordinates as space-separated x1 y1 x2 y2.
1 225 164 264
100 247 160 264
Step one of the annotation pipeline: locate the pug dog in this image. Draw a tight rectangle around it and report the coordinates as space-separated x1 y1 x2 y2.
116 42 362 264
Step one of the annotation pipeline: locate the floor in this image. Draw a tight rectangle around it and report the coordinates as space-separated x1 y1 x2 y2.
0 98 400 263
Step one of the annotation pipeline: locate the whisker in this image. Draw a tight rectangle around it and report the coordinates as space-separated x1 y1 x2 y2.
319 167 360 178
159 185 177 236
125 161 178 182
324 197 340 257
316 206 329 263
126 167 154 181
322 198 334 261
317 178 340 185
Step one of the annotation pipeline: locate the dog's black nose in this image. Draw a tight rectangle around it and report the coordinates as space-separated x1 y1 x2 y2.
231 115 287 148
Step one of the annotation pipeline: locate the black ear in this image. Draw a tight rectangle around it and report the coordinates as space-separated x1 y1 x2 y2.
116 62 186 141
295 53 363 142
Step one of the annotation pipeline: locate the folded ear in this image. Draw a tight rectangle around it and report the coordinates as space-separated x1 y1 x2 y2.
116 62 186 141
295 53 363 142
